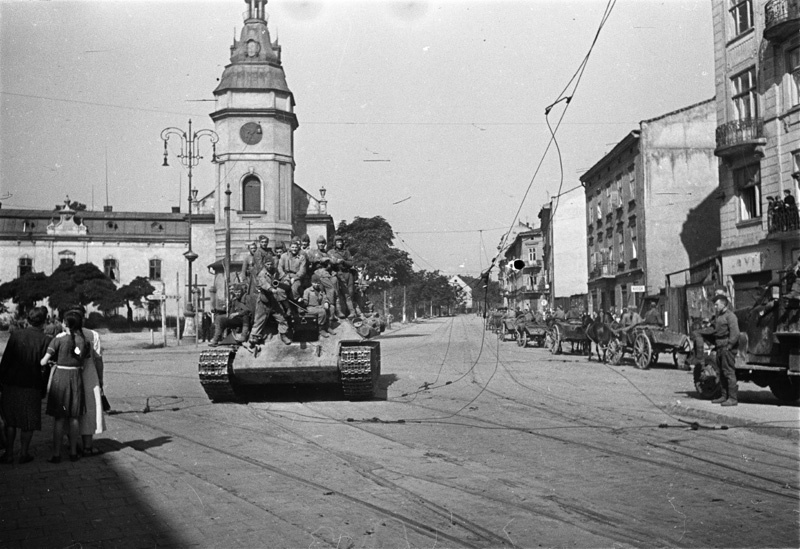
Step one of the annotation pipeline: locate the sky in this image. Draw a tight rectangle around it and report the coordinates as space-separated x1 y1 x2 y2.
0 0 715 277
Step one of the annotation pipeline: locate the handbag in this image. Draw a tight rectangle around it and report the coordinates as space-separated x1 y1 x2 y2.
101 391 111 412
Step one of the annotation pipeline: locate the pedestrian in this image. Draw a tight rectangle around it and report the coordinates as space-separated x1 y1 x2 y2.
711 294 740 407
0 307 52 464
41 310 89 462
68 306 106 456
43 314 63 338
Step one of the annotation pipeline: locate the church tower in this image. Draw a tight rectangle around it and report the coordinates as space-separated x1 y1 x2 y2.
210 0 297 256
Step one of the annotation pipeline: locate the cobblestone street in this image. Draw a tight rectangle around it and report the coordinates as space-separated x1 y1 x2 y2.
1 316 798 548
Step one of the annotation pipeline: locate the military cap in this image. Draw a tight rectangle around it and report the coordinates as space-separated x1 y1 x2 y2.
258 234 269 241
311 274 321 284
334 234 344 242
291 238 301 246
316 235 327 243
301 234 310 243
712 293 729 304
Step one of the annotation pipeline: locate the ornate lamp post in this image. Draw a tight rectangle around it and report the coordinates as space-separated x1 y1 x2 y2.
161 119 218 341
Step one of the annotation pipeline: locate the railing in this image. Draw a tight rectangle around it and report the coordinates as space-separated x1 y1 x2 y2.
768 205 800 233
715 118 764 149
589 261 615 279
765 0 800 40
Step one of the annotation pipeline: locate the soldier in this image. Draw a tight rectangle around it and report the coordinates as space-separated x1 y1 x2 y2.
240 242 260 295
300 235 312 260
209 284 254 346
250 258 291 345
314 256 344 319
328 235 356 318
277 239 307 301
255 235 274 270
306 235 329 273
711 294 740 406
301 274 333 337
353 264 372 315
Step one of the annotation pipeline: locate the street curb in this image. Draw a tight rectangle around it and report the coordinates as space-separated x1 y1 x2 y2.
666 402 800 440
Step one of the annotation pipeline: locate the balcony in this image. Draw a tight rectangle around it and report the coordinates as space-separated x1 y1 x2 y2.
715 118 766 159
589 261 616 280
522 259 543 271
767 205 800 237
764 0 800 42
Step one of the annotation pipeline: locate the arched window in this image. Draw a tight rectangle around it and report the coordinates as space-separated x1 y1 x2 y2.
242 175 261 212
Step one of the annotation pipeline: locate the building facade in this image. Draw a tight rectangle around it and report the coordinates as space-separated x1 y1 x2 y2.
712 0 800 309
581 99 720 315
539 186 589 312
498 225 548 312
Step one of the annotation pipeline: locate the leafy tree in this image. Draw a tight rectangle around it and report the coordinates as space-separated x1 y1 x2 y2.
336 216 414 289
0 272 50 314
116 276 156 323
46 263 120 315
461 275 502 310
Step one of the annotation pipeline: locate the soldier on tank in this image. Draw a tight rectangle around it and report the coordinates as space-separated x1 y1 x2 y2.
278 239 308 302
314 256 344 319
328 235 357 318
300 274 333 337
209 284 254 346
306 235 330 273
250 258 291 346
240 242 260 295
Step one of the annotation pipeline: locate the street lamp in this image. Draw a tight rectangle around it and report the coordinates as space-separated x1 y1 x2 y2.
161 119 218 342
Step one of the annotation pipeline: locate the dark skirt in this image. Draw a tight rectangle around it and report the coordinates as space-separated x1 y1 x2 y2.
0 385 42 431
46 367 85 419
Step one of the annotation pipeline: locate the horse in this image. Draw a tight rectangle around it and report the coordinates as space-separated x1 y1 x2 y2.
584 311 618 363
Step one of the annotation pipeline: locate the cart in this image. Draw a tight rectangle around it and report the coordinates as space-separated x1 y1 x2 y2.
606 323 691 369
548 319 591 355
499 316 519 342
516 320 549 347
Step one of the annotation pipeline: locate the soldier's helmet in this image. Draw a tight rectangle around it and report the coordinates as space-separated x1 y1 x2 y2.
334 235 344 242
316 235 327 244
301 234 310 243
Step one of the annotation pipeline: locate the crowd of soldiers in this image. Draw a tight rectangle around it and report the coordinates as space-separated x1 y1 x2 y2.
209 234 374 347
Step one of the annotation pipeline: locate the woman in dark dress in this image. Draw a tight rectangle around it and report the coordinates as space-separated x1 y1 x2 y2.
0 307 52 464
40 310 89 463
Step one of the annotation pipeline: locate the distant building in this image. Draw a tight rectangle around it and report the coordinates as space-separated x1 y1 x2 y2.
497 224 548 312
580 99 719 314
539 187 588 312
449 275 473 312
711 0 800 308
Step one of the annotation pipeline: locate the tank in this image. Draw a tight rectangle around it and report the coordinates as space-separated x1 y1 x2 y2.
198 314 382 402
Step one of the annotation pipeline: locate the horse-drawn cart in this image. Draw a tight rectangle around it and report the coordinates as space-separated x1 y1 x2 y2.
607 324 691 369
516 320 549 347
548 319 590 355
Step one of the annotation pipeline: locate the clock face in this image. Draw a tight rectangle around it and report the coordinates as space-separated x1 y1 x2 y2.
240 122 262 145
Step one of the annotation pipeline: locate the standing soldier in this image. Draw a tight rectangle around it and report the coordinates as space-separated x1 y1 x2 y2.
328 235 356 318
250 258 291 345
278 239 308 301
711 294 740 407
240 242 260 295
306 236 329 273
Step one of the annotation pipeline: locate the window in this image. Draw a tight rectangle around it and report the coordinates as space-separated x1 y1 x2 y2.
628 165 635 195
788 46 800 108
58 251 75 267
631 235 637 260
149 259 162 281
734 164 762 221
729 0 753 37
732 67 757 121
104 258 118 281
18 257 32 277
527 248 535 263
242 175 261 212
617 232 625 264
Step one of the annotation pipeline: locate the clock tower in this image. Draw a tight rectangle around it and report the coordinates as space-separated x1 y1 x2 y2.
210 0 298 256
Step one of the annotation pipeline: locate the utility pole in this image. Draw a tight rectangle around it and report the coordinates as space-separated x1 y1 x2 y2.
402 286 407 323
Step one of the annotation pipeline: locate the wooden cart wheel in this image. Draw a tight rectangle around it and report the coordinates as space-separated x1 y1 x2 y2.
544 330 554 350
550 325 562 354
518 330 528 347
633 333 652 370
607 337 624 365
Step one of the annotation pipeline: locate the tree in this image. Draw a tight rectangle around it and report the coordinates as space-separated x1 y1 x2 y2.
116 276 156 323
46 263 120 315
0 272 50 314
336 216 414 289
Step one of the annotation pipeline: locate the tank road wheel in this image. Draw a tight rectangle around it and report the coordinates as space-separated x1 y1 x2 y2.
518 330 528 348
199 348 241 403
633 334 652 370
768 375 800 403
607 337 624 365
693 357 721 400
549 325 562 355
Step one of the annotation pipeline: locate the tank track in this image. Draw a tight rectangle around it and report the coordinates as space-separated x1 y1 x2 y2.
199 348 240 402
339 346 377 400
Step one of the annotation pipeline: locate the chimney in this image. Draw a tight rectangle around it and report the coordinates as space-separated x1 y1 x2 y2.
103 205 113 212
171 206 180 213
